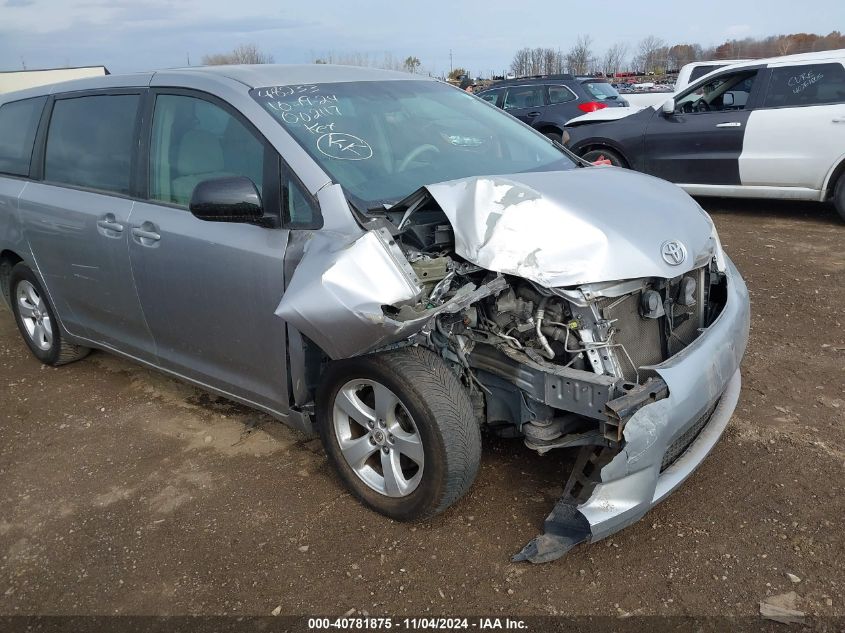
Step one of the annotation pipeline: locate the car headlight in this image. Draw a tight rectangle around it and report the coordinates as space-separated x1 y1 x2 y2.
710 223 726 271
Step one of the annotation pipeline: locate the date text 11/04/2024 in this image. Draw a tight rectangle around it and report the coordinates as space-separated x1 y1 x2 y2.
307 617 528 630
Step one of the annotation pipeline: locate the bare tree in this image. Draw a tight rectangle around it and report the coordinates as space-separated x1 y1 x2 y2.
309 51 406 71
634 35 665 73
542 48 558 75
448 67 468 81
775 37 794 56
566 35 594 75
527 47 543 75
404 56 421 73
601 42 628 76
510 48 531 77
509 47 566 77
202 43 274 66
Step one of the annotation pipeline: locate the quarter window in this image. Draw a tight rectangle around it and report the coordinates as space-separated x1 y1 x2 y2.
44 94 139 195
0 96 46 177
548 85 577 104
763 63 845 108
504 86 545 110
285 176 319 229
149 94 265 207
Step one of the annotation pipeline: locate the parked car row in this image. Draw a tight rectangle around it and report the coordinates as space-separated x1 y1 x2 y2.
563 50 845 220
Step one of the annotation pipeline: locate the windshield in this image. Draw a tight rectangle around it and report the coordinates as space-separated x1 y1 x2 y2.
582 81 621 101
250 80 574 209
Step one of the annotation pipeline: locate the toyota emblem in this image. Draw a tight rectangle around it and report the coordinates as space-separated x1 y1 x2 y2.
661 240 687 266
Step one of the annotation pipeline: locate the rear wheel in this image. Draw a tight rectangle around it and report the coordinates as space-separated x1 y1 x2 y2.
834 175 845 222
542 130 563 144
316 346 481 521
582 148 626 167
9 263 90 366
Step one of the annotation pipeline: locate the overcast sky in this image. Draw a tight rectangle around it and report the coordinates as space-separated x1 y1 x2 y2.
2 0 844 76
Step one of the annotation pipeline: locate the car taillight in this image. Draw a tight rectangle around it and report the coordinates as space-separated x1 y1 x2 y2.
578 102 608 113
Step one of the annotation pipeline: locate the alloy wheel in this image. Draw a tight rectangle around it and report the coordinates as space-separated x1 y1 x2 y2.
332 379 425 497
16 281 53 351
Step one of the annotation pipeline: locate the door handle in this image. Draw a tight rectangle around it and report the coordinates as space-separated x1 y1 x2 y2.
526 111 542 117
96 215 124 233
131 225 161 244
715 122 742 128
833 117 845 123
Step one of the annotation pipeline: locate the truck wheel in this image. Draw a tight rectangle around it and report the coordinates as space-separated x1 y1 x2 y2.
9 263 90 366
582 148 626 167
316 346 481 521
834 175 845 223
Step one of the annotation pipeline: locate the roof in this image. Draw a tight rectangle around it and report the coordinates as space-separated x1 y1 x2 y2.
0 64 434 102
158 64 430 88
719 48 845 71
681 60 750 68
0 65 109 75
483 74 576 90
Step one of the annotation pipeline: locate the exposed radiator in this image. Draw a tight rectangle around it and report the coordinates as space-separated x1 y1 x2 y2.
596 268 707 383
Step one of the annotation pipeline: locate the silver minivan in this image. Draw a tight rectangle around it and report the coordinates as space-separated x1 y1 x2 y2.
0 65 750 563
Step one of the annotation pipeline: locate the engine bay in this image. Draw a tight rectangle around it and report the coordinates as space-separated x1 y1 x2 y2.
381 194 728 452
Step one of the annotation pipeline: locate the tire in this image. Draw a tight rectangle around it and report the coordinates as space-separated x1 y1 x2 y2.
543 130 563 144
9 263 90 366
582 148 626 167
316 346 481 521
834 175 845 223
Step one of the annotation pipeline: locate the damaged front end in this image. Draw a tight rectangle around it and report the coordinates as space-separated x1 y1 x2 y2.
277 170 750 563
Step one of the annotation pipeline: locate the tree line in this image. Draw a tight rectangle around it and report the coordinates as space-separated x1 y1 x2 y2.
200 31 845 80
509 31 845 77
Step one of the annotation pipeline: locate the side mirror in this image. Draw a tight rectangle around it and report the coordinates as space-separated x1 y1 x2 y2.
722 92 735 107
661 98 675 115
189 176 264 224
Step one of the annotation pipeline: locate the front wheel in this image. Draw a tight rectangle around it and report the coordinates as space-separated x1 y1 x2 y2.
9 263 90 366
316 346 481 521
834 175 845 223
582 148 626 167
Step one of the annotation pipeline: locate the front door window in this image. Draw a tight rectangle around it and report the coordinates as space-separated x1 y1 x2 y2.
149 94 265 207
675 71 758 114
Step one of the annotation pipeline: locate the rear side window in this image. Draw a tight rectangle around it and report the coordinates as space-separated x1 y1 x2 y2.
45 94 140 195
581 81 621 101
0 96 46 177
764 63 845 108
689 65 722 83
548 85 577 104
503 86 544 110
477 88 502 106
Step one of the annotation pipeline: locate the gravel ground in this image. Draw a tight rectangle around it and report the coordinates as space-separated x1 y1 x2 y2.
0 198 843 620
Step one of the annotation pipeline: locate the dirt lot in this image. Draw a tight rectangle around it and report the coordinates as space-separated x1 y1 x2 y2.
0 199 843 620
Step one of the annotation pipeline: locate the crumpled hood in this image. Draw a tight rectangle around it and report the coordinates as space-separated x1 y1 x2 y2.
422 168 718 287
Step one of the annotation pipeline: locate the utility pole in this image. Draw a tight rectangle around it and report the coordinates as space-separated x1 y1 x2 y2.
449 49 453 74
187 52 191 66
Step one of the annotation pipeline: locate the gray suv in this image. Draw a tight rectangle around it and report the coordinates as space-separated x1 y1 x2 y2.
476 75 628 142
0 65 749 563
